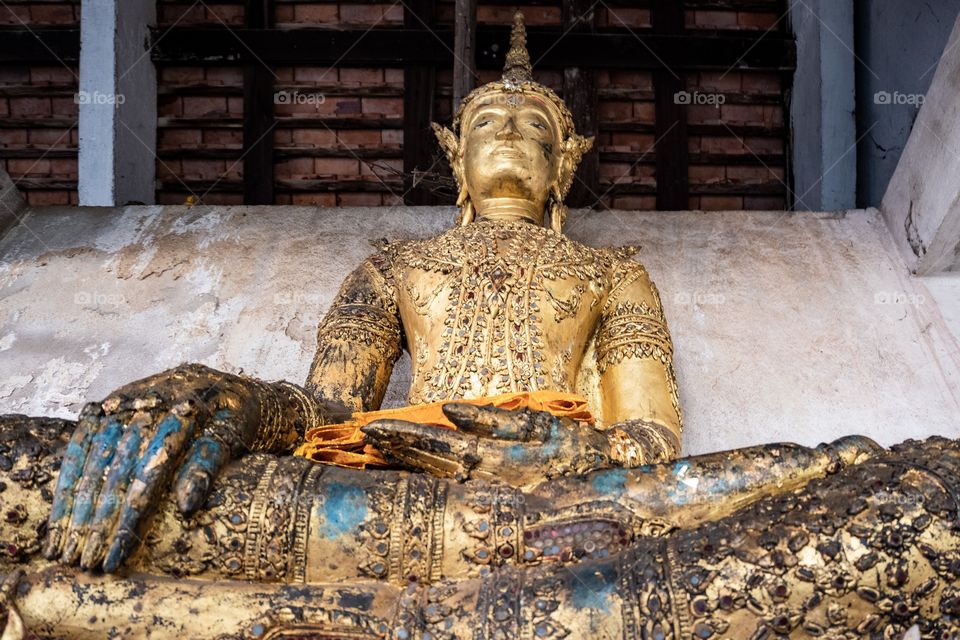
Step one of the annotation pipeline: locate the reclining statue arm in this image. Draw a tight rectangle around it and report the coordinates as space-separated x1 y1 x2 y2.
596 260 683 465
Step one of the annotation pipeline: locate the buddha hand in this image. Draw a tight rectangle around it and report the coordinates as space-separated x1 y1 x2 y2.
362 403 612 489
42 364 271 572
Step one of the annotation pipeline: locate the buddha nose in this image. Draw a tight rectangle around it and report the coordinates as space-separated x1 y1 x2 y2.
495 117 523 141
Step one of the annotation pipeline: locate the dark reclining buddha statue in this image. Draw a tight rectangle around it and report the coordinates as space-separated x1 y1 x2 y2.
1 13 959 640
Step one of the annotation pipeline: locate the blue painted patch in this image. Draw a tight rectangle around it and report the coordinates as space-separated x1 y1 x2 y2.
591 469 628 497
136 414 184 476
506 444 528 462
187 437 224 475
569 563 617 611
319 482 368 539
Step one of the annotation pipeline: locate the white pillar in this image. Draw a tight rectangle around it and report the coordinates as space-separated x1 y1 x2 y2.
880 12 960 275
78 0 156 206
789 0 857 211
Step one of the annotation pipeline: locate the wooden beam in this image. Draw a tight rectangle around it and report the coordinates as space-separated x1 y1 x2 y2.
403 0 440 205
651 0 689 210
242 0 275 204
562 0 599 208
452 0 477 110
150 28 796 71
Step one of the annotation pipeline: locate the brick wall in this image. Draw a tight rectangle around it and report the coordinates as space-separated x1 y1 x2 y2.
156 0 790 210
0 2 80 206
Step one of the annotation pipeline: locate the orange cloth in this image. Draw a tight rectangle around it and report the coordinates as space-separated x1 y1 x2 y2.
293 391 595 469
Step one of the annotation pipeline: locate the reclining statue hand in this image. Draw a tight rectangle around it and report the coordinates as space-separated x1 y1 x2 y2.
43 363 274 572
362 403 613 489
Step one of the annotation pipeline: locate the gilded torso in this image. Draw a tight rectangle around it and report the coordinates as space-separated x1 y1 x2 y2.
384 219 632 405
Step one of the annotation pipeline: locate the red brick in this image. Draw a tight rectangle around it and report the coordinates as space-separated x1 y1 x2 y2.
27 190 69 206
293 67 338 83
29 128 73 147
385 68 404 85
599 101 632 122
699 196 743 210
51 97 77 117
10 97 51 117
8 159 49 175
338 130 381 147
611 196 655 210
689 165 725 184
694 72 742 92
273 129 293 145
738 12 780 30
608 132 655 152
382 130 403 146
314 158 360 177
340 5 385 25
744 196 785 210
383 4 403 23
156 160 182 180
274 67 295 82
293 5 338 23
274 5 294 23
340 68 384 86
633 101 656 122
182 96 229 117
687 136 702 154
361 159 402 177
686 104 722 124
337 192 382 206
160 4 205 26
227 97 243 115
50 158 77 177
68 191 78 205
602 8 650 28
275 93 337 116
29 5 75 24
161 67 205 84
362 98 402 116
742 73 781 94
599 163 632 184
744 137 783 154
0 6 30 25
70 129 79 145
274 194 293 205
693 11 737 29
726 166 784 183
157 96 182 117
0 67 29 84
275 157 316 179
290 129 337 147
181 159 227 180
0 98 7 116
701 136 745 154
205 4 244 25
203 129 243 146
0 130 28 147
292 193 336 206
30 66 77 84
383 194 404 206
608 70 653 90
763 106 784 127
533 70 563 90
721 104 765 125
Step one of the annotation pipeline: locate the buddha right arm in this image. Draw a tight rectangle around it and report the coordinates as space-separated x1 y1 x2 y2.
41 253 402 575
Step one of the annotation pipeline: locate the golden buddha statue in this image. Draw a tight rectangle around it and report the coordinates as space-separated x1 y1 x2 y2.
2 13 959 639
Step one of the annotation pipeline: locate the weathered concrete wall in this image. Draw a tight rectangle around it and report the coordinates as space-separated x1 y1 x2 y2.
1 205 958 456
854 0 960 208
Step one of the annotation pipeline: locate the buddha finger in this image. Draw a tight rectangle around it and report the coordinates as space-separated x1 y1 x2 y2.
59 415 125 564
442 403 536 440
79 414 148 570
103 403 201 573
43 404 99 560
363 420 481 469
173 429 232 515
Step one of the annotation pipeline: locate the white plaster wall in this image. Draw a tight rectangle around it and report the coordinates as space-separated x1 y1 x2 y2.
0 205 958 455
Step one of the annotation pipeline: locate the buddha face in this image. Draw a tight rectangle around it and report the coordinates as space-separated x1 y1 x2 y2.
460 94 563 223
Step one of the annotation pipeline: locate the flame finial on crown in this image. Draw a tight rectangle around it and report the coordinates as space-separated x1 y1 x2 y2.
502 11 533 87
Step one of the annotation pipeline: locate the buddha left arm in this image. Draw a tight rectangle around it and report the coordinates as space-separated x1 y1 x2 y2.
596 260 683 465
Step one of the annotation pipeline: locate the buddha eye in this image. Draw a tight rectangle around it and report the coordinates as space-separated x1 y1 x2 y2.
529 121 547 130
473 120 491 129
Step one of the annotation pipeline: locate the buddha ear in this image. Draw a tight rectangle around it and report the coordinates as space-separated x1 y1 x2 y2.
555 133 594 203
432 122 467 192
